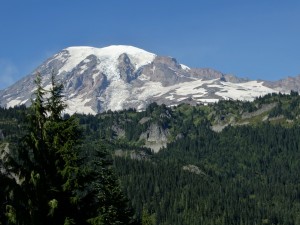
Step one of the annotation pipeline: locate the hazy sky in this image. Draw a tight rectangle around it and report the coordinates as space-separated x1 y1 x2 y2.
0 0 299 90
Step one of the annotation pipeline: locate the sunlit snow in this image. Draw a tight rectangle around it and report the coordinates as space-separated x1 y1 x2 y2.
65 97 96 115
6 99 22 108
180 64 190 71
1 45 281 115
58 45 156 80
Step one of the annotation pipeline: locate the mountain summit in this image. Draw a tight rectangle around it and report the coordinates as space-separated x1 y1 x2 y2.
0 45 298 114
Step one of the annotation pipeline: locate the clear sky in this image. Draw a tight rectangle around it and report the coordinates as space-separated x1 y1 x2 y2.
0 0 300 90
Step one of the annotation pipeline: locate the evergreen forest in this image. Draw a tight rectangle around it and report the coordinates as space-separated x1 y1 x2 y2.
1 81 300 224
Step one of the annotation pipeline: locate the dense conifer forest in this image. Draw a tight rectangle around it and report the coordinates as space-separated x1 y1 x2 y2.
2 90 300 224
0 74 137 225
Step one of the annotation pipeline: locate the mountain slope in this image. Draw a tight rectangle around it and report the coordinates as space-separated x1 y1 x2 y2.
0 45 296 114
2 93 300 224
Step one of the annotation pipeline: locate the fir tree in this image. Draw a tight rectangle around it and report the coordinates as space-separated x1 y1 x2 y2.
86 143 137 225
1 72 138 225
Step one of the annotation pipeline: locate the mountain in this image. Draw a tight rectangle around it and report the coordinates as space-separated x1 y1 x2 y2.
0 45 297 114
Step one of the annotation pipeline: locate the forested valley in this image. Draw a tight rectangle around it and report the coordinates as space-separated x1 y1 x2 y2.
1 88 300 225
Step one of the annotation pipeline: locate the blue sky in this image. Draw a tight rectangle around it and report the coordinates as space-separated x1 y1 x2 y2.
0 0 300 90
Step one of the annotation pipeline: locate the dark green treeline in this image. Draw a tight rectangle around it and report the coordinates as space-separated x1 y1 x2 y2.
2 92 300 224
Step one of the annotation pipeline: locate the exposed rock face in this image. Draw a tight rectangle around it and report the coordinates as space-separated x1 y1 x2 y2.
241 103 277 119
139 117 151 125
182 165 206 176
141 56 190 86
263 75 300 93
0 45 298 114
190 68 224 80
140 123 169 153
112 125 125 138
114 149 150 161
0 130 4 140
0 143 23 184
118 53 136 82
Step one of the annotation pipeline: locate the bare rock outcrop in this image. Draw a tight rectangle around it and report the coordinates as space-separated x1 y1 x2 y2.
140 123 169 153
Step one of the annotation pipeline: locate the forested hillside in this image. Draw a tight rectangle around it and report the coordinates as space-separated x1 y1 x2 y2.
0 74 137 225
2 92 300 224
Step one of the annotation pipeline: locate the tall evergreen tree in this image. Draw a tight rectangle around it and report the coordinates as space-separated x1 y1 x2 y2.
1 72 137 225
85 143 137 225
46 71 66 121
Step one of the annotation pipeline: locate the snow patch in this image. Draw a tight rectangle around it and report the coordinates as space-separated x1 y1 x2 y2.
6 99 22 108
65 97 96 115
58 45 156 80
166 94 175 100
20 99 29 105
214 81 278 101
79 64 88 74
105 80 131 111
192 94 206 98
83 58 91 63
199 99 219 103
138 74 150 81
177 97 188 102
43 84 53 91
92 72 100 82
180 64 190 71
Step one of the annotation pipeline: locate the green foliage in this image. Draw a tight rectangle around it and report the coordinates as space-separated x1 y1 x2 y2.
46 70 67 121
3 87 300 224
0 73 137 225
114 123 300 224
141 208 155 225
5 205 17 224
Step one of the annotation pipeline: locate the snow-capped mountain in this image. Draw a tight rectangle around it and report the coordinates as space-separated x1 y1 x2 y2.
0 45 297 114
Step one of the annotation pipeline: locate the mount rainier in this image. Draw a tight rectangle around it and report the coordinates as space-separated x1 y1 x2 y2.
0 45 299 114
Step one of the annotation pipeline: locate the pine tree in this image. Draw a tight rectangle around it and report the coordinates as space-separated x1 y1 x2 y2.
1 72 138 224
46 71 66 121
141 208 155 225
86 143 137 225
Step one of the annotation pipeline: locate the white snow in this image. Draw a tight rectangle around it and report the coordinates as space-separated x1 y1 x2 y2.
199 99 219 103
6 100 22 108
58 45 156 81
105 80 131 111
43 84 53 91
65 97 96 115
138 74 150 81
20 99 29 105
177 97 188 102
152 79 215 98
79 64 88 74
2 45 282 115
192 94 206 98
166 94 175 100
92 72 100 82
31 88 37 93
174 81 209 96
3 76 280 114
180 64 190 71
83 58 91 63
214 81 278 101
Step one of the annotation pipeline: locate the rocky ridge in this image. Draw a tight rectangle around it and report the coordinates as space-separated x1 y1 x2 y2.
0 45 298 115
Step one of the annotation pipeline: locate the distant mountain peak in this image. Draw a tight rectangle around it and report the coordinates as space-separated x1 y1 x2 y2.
64 45 156 59
55 45 156 77
0 45 297 114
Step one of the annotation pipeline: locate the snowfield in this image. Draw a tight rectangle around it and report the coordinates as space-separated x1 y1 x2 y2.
0 45 282 115
65 78 278 114
58 45 156 79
